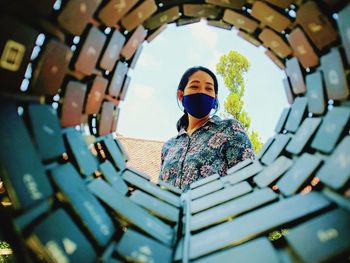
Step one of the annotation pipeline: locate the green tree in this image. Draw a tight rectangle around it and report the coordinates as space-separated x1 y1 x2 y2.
216 50 263 153
248 130 263 154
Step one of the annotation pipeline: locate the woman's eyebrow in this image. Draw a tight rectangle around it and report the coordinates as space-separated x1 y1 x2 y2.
189 80 214 86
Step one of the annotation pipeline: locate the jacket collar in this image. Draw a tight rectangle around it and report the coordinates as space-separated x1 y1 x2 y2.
177 115 221 138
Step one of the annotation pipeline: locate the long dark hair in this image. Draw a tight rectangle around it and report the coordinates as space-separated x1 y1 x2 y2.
176 66 219 132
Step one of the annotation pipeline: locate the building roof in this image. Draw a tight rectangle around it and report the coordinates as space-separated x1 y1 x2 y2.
116 134 164 182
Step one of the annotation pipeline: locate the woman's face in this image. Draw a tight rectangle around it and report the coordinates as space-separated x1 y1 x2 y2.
178 70 216 101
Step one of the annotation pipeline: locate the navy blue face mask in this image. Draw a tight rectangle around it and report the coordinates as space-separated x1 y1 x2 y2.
182 93 216 119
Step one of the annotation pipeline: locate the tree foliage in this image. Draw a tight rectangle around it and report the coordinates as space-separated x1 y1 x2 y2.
216 50 263 153
248 130 263 154
216 51 250 95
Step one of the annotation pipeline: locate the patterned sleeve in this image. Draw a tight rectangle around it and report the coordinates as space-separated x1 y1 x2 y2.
160 142 166 166
224 119 256 168
158 142 168 181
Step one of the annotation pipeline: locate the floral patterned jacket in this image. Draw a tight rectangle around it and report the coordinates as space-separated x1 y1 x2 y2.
159 115 256 191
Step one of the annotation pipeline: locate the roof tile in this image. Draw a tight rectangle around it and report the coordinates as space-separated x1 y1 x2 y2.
116 135 164 182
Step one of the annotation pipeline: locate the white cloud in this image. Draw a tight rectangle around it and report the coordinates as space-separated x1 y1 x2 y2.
138 53 162 69
186 47 201 63
189 21 219 49
207 50 224 72
133 84 155 99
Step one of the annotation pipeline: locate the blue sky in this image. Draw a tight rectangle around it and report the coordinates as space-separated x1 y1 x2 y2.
117 19 287 143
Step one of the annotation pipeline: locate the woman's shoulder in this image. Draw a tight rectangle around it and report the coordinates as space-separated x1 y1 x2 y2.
214 116 246 133
216 117 253 149
161 134 180 150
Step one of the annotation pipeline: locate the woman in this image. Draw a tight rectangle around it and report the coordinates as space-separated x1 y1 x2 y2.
159 66 255 191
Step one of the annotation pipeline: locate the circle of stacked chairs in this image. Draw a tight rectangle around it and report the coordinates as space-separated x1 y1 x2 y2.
0 0 349 262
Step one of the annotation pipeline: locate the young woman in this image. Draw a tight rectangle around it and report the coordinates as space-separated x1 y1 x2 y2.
159 66 255 191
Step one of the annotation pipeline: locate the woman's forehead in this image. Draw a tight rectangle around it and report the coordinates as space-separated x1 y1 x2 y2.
188 70 214 84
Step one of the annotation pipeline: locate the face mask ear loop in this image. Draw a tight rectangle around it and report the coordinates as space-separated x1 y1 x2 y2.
176 91 185 112
210 97 219 117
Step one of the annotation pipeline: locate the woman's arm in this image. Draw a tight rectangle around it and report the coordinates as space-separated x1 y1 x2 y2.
158 143 167 181
224 120 256 169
